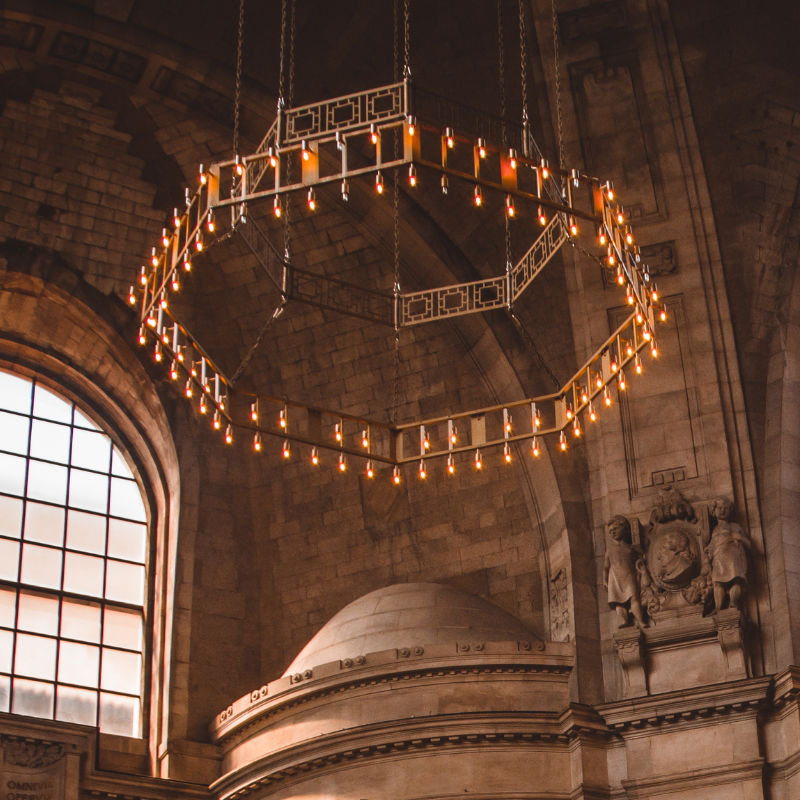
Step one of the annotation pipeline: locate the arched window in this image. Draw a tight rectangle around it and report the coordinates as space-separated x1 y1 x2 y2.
0 369 147 737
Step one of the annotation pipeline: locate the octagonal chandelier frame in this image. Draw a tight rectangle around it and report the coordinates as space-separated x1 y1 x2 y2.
128 6 668 482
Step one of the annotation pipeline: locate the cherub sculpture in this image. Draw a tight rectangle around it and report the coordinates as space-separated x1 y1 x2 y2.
707 497 750 613
603 515 647 629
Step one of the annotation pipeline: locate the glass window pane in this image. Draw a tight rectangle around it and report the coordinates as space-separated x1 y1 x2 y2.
58 641 99 687
0 675 9 713
105 561 144 606
99 692 139 737
69 469 109 514
0 453 26 497
66 510 106 555
23 502 65 546
20 544 62 590
61 600 100 643
72 408 100 431
0 630 12 671
109 478 145 522
107 519 146 563
100 649 140 694
26 461 68 505
29 419 71 464
0 539 20 582
71 430 111 472
0 411 30 456
103 609 142 651
111 447 134 479
0 371 32 415
0 495 23 538
0 587 16 628
56 685 97 726
15 633 56 680
63 553 104 598
33 384 72 424
17 591 58 635
12 678 54 719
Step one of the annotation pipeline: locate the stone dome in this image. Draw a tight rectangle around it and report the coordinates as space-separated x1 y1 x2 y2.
284 581 537 675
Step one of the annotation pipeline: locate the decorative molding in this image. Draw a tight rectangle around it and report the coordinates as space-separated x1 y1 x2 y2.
621 757 764 798
0 18 43 51
559 1 628 43
48 30 146 82
1 740 64 768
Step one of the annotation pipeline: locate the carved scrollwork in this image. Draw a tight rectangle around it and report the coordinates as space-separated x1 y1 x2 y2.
2 741 64 768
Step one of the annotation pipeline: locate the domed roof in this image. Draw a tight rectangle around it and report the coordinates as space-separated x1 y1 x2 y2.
284 582 536 675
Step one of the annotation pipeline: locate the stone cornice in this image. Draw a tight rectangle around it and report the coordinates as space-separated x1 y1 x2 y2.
597 675 772 732
621 758 764 798
211 707 608 799
211 641 574 745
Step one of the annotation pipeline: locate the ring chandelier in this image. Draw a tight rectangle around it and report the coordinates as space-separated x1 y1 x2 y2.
128 0 667 483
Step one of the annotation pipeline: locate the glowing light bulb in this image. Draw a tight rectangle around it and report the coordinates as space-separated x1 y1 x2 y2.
408 164 416 186
604 385 612 406
541 159 549 179
589 402 597 422
301 141 309 161
207 214 215 233
595 372 603 389
477 138 486 158
154 343 162 362
534 409 541 428
508 148 517 169
361 430 369 448
617 267 624 285
254 433 262 452
171 275 180 292
376 172 384 194
573 417 581 437
423 436 430 450
599 229 607 246
617 209 625 225
195 234 203 252
660 306 667 322
506 196 515 217
532 437 540 457
419 460 426 479
642 326 652 342
626 227 633 245
307 188 316 211
339 454 347 472
565 403 573 421
627 286 635 305
611 355 618 373
199 398 207 415
619 369 627 391
151 248 159 268
279 409 287 429
580 388 589 404
334 422 342 442
161 229 169 247
606 183 614 201
282 440 291 458
569 217 578 236
538 206 547 226
474 450 482 470
447 454 455 474
504 442 512 463
366 461 374 478
160 294 168 310
393 466 401 484
636 309 643 324
170 361 178 381
446 128 454 148
173 208 181 228
474 186 482 207
274 197 281 218
407 116 416 137
635 354 642 374
183 255 191 272
560 431 567 451
268 147 277 168
370 124 378 145
185 380 193 398
128 286 136 305
139 266 147 286
147 316 156 328
311 447 319 465
138 327 146 345
199 166 207 186
652 285 659 302
449 423 457 445
651 340 659 358
625 341 633 357
225 425 233 444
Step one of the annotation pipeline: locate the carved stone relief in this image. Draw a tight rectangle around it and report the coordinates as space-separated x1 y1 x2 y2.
549 569 570 642
608 488 752 697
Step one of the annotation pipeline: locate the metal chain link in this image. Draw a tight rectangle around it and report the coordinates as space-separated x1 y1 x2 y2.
508 310 560 389
518 0 528 125
403 0 410 78
230 301 286 386
233 0 245 157
497 0 507 145
393 0 399 82
283 0 296 263
551 0 565 174
288 0 296 107
278 0 287 105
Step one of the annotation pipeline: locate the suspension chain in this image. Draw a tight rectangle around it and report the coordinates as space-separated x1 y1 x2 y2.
551 0 565 174
508 310 560 389
393 0 399 82
403 0 410 77
233 0 245 157
278 0 288 105
518 0 528 126
283 0 297 262
230 301 287 386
